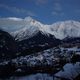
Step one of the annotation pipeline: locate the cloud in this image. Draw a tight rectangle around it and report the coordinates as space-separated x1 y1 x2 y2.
35 0 48 5
52 1 64 16
27 11 36 17
53 3 62 11
52 11 64 16
75 9 80 13
0 4 36 17
54 0 61 2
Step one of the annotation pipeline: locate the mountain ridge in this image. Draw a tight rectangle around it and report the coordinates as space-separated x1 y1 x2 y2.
0 17 80 41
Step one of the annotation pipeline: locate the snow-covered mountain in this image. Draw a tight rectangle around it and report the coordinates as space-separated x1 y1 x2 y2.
0 17 80 41
0 17 60 55
0 17 49 41
11 17 50 41
50 20 80 39
0 17 80 79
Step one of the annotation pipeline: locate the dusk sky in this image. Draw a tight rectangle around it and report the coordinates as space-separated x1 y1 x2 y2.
0 0 80 24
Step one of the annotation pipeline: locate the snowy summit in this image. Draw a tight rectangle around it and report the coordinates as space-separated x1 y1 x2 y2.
0 17 80 40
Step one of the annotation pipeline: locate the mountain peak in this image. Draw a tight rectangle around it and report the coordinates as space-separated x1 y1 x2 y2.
24 16 37 23
0 17 80 40
24 16 34 21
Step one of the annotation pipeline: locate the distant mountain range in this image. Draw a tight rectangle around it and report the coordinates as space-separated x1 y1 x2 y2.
0 17 80 40
0 17 80 59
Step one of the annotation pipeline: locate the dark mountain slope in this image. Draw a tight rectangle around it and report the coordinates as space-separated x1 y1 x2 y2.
17 31 61 55
0 30 17 61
